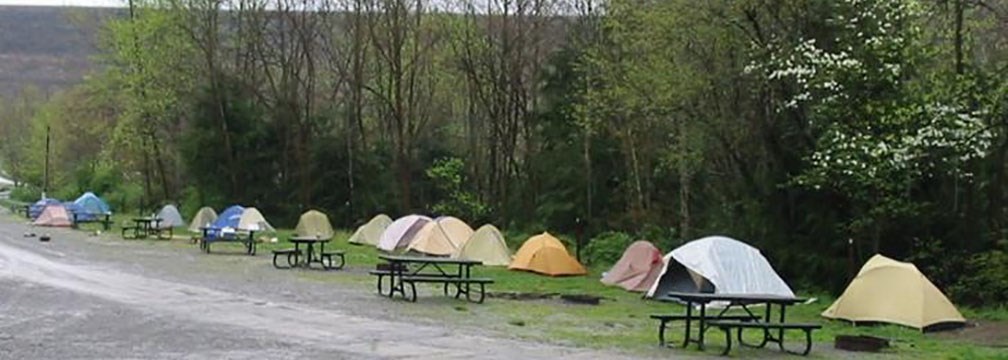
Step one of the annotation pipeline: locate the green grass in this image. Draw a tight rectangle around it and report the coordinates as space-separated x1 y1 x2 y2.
20 211 1008 358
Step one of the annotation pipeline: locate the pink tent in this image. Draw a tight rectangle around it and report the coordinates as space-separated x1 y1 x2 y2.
33 204 73 227
601 241 663 292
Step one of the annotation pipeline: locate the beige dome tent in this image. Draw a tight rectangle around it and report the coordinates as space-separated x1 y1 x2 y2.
295 210 334 239
406 216 474 256
509 232 586 276
453 225 511 266
33 204 72 227
378 215 432 252
601 240 664 292
237 207 274 232
822 254 965 331
188 207 218 233
349 214 393 246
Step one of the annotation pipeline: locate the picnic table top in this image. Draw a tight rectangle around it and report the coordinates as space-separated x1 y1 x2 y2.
289 235 332 243
659 292 806 305
132 217 162 222
378 254 482 265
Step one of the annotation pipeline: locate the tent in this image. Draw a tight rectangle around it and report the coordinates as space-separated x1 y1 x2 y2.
821 254 965 331
28 198 62 219
33 204 72 227
646 236 794 299
509 232 586 276
295 210 334 239
377 215 432 252
204 205 246 239
237 207 274 232
72 192 111 221
188 207 218 233
453 224 511 266
406 216 474 256
348 214 393 246
156 205 186 229
601 240 664 292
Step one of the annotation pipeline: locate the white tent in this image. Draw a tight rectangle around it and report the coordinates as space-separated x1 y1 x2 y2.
646 236 794 299
377 215 432 252
156 205 187 229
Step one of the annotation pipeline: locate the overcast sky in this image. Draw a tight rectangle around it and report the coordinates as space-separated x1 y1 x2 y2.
0 0 124 7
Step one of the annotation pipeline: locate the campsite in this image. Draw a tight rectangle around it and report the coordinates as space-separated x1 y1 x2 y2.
2 0 1008 358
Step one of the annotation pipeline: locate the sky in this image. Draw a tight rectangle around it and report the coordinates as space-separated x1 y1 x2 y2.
0 0 124 7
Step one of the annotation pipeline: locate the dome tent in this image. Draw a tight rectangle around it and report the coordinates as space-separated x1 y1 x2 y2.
601 240 664 292
453 224 511 266
822 254 965 331
188 207 218 233
348 214 393 246
156 205 186 229
33 204 73 227
72 192 111 221
509 232 586 276
295 210 334 239
645 236 794 299
406 216 474 256
29 198 62 219
377 215 432 252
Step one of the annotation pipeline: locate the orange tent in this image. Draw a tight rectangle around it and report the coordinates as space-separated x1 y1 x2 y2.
33 204 73 227
601 240 663 292
509 232 586 276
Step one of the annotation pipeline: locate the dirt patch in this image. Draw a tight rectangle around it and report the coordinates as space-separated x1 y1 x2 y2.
933 320 1008 347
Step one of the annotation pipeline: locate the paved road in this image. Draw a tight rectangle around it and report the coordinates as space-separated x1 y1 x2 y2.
0 210 659 360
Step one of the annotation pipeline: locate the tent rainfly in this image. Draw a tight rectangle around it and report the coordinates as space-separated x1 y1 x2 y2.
156 205 186 229
348 214 393 246
188 207 218 233
509 232 586 276
377 215 432 252
601 240 664 292
821 254 965 331
295 210 334 239
72 192 111 221
645 236 794 299
453 224 511 266
29 198 62 220
33 204 73 227
406 216 474 256
237 207 274 232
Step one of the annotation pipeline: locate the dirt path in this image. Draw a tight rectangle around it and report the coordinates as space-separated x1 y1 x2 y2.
0 212 662 359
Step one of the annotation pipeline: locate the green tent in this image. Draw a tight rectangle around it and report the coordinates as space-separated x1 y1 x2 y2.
295 210 334 240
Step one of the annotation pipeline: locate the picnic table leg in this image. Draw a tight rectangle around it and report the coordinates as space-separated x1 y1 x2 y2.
464 265 472 300
697 303 706 351
682 302 693 349
776 304 787 351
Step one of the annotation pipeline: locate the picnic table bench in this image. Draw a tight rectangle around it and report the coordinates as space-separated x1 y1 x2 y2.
272 236 345 270
370 255 493 303
122 217 163 239
656 292 819 356
199 227 257 255
72 212 112 231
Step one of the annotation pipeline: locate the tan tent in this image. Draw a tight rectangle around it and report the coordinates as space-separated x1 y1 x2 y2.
822 254 965 331
33 204 72 227
295 210 334 239
237 207 274 232
602 240 664 292
406 216 474 256
188 207 218 233
349 214 393 245
509 232 586 276
453 225 511 266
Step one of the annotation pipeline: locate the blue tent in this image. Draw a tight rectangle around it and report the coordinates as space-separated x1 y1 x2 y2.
29 198 62 219
72 192 111 221
205 205 244 239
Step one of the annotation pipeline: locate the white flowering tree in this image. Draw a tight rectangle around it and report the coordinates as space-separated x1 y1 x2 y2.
747 0 994 250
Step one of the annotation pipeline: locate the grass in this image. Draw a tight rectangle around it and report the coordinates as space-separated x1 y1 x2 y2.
22 212 1008 358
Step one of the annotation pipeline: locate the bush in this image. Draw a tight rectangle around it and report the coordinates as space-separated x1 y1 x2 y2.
949 244 1008 306
10 185 41 202
584 231 634 267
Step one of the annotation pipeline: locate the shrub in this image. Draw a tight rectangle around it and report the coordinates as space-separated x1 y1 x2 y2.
10 184 41 202
949 244 1008 306
584 231 634 267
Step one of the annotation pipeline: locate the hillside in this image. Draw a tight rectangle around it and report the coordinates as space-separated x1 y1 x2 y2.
0 6 118 97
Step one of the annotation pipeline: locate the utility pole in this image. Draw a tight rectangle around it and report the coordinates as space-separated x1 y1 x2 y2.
43 125 50 199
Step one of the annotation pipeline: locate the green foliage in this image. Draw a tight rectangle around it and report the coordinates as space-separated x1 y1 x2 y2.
425 157 489 222
10 185 41 202
951 245 1008 306
584 231 634 267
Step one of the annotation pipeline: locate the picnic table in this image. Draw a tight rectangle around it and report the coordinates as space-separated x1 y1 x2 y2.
72 212 112 231
654 292 820 355
271 235 344 270
369 255 493 303
198 227 257 255
122 217 162 239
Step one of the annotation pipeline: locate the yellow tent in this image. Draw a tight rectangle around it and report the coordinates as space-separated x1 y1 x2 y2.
406 216 474 256
237 207 274 232
348 214 393 246
822 254 965 331
295 210 334 239
453 224 511 266
509 232 586 276
188 207 218 233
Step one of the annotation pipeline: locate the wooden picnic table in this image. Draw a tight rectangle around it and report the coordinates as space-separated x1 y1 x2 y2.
656 292 817 355
198 226 257 255
285 235 343 269
371 255 492 303
127 217 162 239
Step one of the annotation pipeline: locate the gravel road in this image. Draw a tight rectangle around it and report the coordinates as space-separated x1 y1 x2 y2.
0 209 664 359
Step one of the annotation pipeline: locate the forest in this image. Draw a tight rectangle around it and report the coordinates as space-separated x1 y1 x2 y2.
1 0 1007 304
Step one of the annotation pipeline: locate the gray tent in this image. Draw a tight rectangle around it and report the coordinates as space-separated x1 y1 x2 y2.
157 205 187 229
